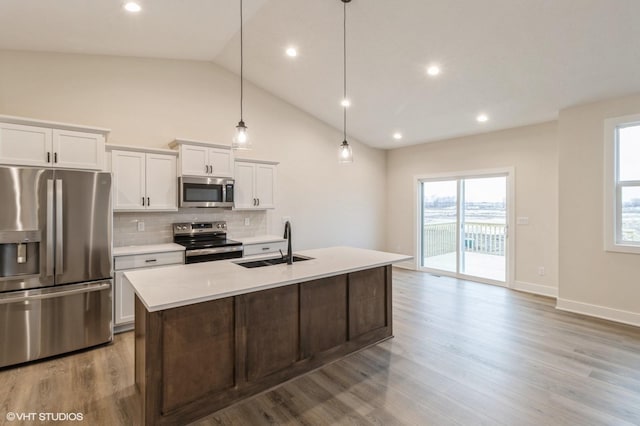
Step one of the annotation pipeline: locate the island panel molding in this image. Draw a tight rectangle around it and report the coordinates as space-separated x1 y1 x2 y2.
134 264 396 425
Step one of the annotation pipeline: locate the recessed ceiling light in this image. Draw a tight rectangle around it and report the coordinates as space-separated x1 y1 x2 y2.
393 132 403 140
426 65 441 77
124 2 141 13
285 47 298 57
341 99 351 108
476 114 489 123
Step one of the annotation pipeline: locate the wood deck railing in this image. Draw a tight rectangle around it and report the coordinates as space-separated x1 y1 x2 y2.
423 222 506 257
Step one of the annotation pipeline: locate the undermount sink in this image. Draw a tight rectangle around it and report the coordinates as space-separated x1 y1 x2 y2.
235 255 313 269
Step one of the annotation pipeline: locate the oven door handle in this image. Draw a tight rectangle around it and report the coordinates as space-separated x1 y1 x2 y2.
185 246 244 257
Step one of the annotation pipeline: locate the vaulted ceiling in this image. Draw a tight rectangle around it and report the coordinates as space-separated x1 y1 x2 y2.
2 0 640 148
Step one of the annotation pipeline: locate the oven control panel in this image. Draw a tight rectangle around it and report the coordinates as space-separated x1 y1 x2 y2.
173 222 227 236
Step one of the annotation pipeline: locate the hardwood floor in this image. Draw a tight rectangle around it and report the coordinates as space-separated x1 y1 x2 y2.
1 268 639 425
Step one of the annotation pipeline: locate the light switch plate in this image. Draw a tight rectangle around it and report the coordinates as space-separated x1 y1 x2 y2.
244 217 251 226
137 221 145 232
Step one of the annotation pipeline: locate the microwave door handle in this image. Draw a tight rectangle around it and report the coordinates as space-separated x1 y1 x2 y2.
55 179 63 276
46 179 54 277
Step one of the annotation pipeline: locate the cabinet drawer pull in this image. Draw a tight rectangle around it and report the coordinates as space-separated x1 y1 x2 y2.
145 259 157 263
262 247 270 251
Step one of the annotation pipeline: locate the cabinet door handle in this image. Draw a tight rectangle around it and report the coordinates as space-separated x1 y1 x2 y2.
253 198 256 206
257 198 260 206
142 197 145 206
47 152 51 163
147 197 150 206
54 152 58 163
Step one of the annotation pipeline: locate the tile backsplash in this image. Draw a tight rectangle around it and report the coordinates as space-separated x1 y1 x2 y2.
114 209 268 247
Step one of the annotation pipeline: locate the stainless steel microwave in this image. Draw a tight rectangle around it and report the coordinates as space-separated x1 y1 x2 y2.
179 176 234 208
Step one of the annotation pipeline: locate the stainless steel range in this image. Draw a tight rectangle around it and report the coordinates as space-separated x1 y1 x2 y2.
173 222 243 264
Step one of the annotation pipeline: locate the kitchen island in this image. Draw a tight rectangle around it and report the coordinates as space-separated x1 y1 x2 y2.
125 246 411 425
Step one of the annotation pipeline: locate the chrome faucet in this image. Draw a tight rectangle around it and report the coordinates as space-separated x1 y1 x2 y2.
283 220 293 265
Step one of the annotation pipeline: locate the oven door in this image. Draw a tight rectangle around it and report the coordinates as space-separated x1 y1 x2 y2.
179 177 234 208
184 246 244 264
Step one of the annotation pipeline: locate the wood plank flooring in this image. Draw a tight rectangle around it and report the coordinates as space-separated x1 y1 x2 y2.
1 268 639 425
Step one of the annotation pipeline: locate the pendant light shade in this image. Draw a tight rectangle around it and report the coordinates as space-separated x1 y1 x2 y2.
339 140 353 163
338 0 353 164
232 0 251 150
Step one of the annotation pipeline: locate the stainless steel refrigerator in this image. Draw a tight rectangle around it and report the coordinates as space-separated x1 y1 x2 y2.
0 166 113 368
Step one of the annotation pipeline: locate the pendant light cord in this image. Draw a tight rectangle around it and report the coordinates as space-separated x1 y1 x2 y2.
240 0 244 121
343 0 347 142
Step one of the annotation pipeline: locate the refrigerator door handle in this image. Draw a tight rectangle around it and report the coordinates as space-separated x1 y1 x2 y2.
0 282 111 305
55 179 63 275
46 179 55 277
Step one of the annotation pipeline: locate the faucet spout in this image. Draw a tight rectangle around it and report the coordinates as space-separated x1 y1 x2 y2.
283 221 293 265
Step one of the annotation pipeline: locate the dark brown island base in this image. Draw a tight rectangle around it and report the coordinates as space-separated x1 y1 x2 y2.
135 265 394 425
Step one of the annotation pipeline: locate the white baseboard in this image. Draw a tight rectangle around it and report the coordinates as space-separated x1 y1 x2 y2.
512 281 558 298
556 298 640 328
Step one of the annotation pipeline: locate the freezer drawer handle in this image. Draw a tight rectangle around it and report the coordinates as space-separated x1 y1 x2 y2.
0 283 111 305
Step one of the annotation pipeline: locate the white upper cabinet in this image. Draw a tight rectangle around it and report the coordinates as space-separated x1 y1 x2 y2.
112 150 146 210
170 139 234 177
234 162 256 209
52 129 105 170
145 153 177 211
0 123 51 167
0 116 108 170
234 160 278 210
110 146 177 212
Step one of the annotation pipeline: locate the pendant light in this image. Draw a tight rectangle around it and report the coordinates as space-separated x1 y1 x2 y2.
338 0 353 164
232 0 251 150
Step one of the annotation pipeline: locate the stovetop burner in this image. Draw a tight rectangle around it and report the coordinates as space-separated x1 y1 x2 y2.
173 221 244 264
176 238 242 251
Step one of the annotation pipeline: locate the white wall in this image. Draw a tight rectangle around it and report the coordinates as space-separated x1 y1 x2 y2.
386 122 559 292
0 49 387 250
557 94 640 326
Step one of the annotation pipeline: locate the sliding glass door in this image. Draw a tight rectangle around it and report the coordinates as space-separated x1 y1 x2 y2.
420 174 508 284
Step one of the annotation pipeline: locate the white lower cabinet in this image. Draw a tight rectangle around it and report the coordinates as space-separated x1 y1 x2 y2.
114 271 136 327
242 240 287 257
113 249 184 331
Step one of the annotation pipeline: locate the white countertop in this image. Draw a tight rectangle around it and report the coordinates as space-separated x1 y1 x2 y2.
113 243 185 257
232 235 286 245
125 246 412 312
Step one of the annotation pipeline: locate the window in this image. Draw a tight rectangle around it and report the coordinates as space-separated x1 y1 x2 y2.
604 114 640 253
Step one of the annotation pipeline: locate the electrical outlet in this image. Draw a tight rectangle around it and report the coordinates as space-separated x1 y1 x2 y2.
537 266 545 276
137 221 145 232
282 216 292 225
244 217 251 226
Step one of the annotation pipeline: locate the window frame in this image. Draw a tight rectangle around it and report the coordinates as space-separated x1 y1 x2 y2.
604 113 640 254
